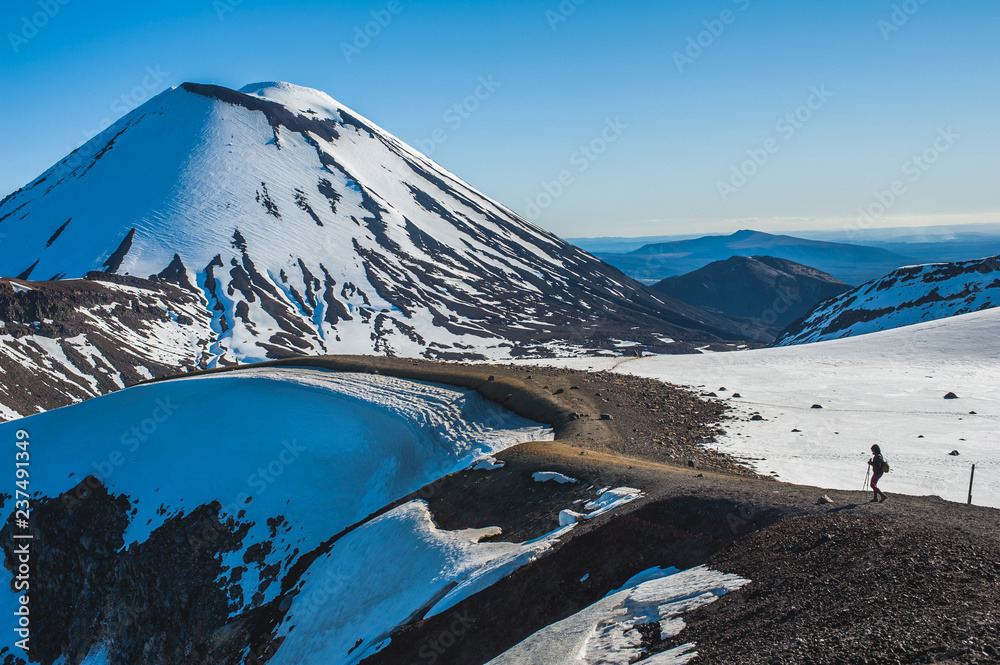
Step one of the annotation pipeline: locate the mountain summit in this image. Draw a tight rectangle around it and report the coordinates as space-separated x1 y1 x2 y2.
0 81 752 416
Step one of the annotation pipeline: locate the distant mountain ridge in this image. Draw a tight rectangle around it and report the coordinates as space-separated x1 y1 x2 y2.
652 256 851 342
775 254 1000 345
594 229 914 285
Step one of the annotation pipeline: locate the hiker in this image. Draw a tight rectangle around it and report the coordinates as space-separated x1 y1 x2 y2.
868 444 887 503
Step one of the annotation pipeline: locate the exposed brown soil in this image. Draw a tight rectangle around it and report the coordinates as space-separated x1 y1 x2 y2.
213 357 994 665
665 510 1000 664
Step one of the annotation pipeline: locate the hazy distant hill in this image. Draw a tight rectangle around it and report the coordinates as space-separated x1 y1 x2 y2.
593 229 914 285
652 256 851 342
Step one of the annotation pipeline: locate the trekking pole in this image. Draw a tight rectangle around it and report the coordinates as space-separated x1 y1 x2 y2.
968 464 976 505
863 465 870 491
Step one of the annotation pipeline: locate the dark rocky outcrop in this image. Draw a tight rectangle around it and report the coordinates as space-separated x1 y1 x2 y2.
0 274 212 419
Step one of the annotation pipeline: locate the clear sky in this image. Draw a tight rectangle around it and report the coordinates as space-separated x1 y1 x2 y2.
2 0 998 239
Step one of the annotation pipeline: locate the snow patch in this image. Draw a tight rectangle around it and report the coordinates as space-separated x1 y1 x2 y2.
532 471 579 484
473 456 505 471
269 500 567 665
584 487 643 516
486 565 750 665
0 366 554 635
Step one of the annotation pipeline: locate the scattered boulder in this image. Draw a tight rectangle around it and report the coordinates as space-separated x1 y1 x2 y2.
791 428 801 432
487 375 495 381
811 404 823 409
917 435 924 438
687 459 698 468
750 414 764 421
719 387 727 391
944 392 958 399
599 413 613 421
817 495 834 505
949 450 960 456
704 392 718 397
570 386 579 390
553 388 564 395
732 393 742 398
969 411 977 415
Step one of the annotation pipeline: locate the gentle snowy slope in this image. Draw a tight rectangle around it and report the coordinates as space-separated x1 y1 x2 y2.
0 81 740 370
0 368 554 661
776 254 999 345
524 309 1000 508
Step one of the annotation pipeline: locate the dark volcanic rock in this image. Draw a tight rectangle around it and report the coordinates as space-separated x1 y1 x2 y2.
0 274 213 419
658 512 1000 665
0 477 256 665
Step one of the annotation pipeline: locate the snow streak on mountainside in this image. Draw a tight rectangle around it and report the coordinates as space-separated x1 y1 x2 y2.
0 369 555 664
775 254 1000 345
0 81 742 372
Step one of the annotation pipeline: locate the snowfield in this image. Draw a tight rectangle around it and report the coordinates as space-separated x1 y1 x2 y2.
525 309 1000 508
0 368 554 661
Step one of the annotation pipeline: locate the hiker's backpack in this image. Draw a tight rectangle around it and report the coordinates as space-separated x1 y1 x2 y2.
881 459 890 473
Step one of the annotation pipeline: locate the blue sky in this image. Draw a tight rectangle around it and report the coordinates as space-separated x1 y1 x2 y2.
2 0 998 238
